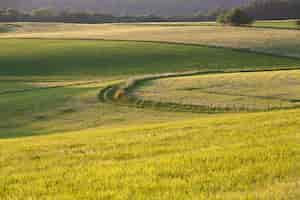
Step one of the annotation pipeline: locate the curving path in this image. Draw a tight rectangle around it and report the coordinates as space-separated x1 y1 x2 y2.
98 67 300 113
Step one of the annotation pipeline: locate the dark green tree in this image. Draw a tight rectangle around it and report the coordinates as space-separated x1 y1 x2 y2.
0 9 5 16
217 8 254 26
5 8 21 17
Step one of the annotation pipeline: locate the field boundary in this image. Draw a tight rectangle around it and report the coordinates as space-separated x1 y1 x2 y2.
98 67 300 113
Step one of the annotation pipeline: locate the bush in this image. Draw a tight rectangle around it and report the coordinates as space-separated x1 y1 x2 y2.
296 20 300 27
217 8 254 26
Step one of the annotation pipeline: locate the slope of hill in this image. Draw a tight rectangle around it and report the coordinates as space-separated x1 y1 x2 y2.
1 37 299 138
1 108 300 199
2 22 300 58
1 22 300 199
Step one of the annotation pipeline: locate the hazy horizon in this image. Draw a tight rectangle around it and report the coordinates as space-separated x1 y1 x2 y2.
0 0 252 16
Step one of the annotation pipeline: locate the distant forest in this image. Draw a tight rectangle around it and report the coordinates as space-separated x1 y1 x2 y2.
0 7 216 23
0 0 299 23
244 0 300 20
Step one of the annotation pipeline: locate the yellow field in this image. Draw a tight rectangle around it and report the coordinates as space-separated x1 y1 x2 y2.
1 109 300 199
134 70 300 111
1 22 300 199
1 22 300 57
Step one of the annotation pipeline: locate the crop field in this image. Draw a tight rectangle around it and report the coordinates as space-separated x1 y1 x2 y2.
0 22 300 199
133 70 300 111
253 20 300 29
1 109 300 199
3 39 298 77
1 21 300 57
1 38 299 138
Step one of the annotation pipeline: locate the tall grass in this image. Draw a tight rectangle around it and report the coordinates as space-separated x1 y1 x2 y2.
1 22 300 199
133 69 300 112
1 109 299 199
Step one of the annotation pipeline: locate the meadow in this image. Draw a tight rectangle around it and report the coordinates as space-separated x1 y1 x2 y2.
2 39 298 77
133 70 300 111
1 38 299 138
1 109 300 199
253 20 300 29
1 21 300 58
0 22 300 199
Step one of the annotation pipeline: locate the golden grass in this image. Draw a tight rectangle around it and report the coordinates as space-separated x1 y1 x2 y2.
1 21 300 199
1 109 300 199
1 22 300 57
134 69 300 111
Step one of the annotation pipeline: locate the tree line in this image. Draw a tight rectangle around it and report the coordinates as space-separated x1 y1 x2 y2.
0 0 299 23
217 0 300 26
0 8 215 23
243 0 300 20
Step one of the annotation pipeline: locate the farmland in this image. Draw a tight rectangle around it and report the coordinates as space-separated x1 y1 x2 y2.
253 20 300 29
133 70 300 111
1 38 299 138
1 21 300 57
2 39 298 77
0 21 300 199
1 109 300 199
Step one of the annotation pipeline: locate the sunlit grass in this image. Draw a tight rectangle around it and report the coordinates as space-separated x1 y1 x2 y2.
254 20 300 29
134 69 300 111
1 22 300 57
1 39 299 77
1 109 299 199
0 80 202 138
1 22 300 199
1 39 299 138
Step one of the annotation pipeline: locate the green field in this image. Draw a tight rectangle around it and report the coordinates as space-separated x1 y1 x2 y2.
1 39 299 77
0 22 300 199
131 20 300 29
254 20 300 29
1 39 299 138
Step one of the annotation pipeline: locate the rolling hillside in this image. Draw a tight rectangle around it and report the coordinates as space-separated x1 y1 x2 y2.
1 22 300 199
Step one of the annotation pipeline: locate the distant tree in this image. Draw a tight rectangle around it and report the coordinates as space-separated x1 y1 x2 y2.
60 9 92 18
0 9 5 16
217 14 226 24
217 8 254 26
297 20 300 27
31 8 55 17
5 8 21 17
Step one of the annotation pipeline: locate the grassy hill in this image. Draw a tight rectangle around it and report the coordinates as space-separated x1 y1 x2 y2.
1 21 300 58
0 22 300 199
1 109 300 199
1 38 299 138
254 20 300 29
1 39 299 77
133 70 300 111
